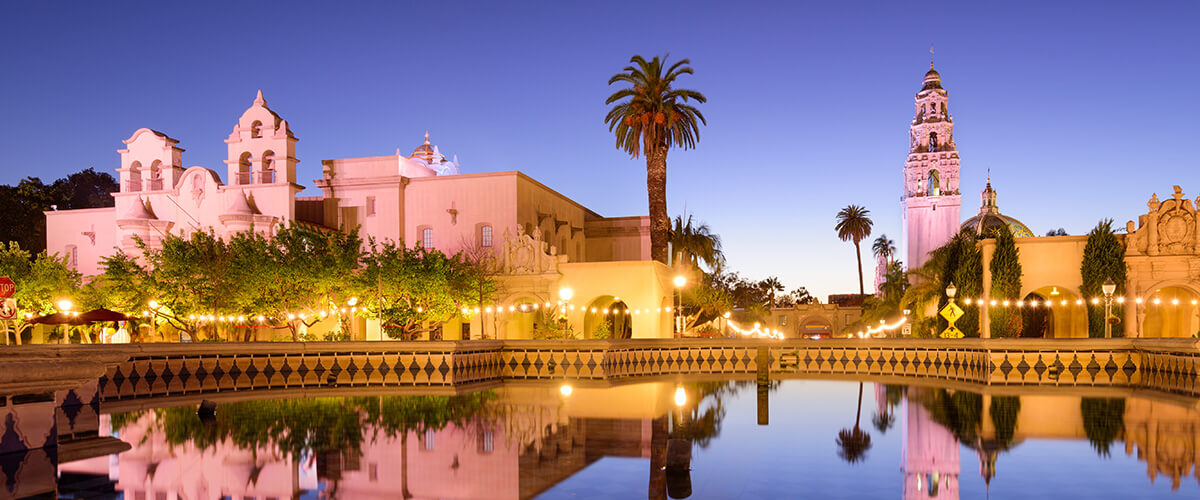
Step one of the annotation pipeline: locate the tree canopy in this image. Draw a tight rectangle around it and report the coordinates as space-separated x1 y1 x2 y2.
0 169 119 254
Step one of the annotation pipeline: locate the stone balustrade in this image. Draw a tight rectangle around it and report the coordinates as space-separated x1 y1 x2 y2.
3 338 1198 407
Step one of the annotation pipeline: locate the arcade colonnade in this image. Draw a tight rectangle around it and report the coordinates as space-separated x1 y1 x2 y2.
975 187 1200 339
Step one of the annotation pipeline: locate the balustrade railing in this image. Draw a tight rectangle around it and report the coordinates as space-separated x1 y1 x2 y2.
124 180 142 192
234 171 276 185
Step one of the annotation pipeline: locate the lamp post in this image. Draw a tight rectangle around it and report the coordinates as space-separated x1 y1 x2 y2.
558 287 573 336
56 299 73 345
945 282 957 302
673 276 687 338
1102 278 1116 339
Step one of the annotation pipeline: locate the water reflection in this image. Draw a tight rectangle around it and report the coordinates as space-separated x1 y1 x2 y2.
31 380 1200 498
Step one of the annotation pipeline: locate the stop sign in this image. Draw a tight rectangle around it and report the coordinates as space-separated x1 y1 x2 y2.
0 277 13 298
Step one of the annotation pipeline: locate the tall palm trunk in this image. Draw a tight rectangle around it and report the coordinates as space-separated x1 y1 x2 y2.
646 147 669 263
855 382 864 429
854 241 865 296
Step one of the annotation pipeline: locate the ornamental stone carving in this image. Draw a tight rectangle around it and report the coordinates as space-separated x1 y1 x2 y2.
501 225 565 275
1126 186 1199 257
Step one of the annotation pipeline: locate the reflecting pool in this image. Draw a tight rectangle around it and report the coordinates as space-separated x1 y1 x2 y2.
10 378 1200 499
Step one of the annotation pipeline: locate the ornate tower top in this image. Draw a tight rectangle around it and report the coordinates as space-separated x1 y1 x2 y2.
224 90 299 185
903 62 964 269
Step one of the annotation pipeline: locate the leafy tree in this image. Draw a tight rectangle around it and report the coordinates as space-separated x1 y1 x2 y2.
835 205 874 296
857 261 909 334
872 235 896 264
759 276 784 309
669 214 724 273
0 169 119 254
251 224 365 341
949 230 983 336
680 273 733 331
920 388 983 444
989 226 1024 337
605 55 707 263
0 242 81 344
989 396 1021 445
1080 219 1126 337
776 287 816 308
1080 397 1125 457
836 382 872 464
1046 228 1069 236
361 240 495 340
97 231 254 341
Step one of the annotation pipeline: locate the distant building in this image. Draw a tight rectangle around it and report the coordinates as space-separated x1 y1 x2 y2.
45 91 678 339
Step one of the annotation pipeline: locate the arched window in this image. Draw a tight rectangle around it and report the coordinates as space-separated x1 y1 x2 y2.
480 225 493 247
927 170 941 196
128 161 143 191
261 150 276 183
250 120 263 138
929 132 938 152
238 152 252 185
148 160 162 190
65 245 77 270
422 228 434 249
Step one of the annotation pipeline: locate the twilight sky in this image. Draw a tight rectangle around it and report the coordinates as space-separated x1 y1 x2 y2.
2 1 1197 299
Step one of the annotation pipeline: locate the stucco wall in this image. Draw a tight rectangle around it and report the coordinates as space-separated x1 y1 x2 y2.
406 172 520 256
43 207 117 276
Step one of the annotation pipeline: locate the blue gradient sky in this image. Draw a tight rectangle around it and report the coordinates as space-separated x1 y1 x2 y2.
3 1 1197 299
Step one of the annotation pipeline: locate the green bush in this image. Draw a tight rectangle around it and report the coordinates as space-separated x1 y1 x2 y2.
989 227 1023 337
1080 220 1126 337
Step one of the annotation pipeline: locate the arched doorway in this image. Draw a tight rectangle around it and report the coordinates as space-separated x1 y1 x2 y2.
799 316 833 339
1021 292 1052 338
503 296 541 339
1142 286 1200 338
583 296 632 339
1021 286 1087 338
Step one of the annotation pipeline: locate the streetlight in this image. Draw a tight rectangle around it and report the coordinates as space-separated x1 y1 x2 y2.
56 299 73 312
1102 278 1116 339
673 276 687 338
945 282 957 301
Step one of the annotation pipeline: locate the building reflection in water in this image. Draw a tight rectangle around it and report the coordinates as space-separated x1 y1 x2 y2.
901 393 960 499
42 380 1200 499
56 381 746 499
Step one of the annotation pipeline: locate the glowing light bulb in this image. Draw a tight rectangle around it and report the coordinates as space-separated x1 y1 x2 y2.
560 384 573 397
674 386 687 407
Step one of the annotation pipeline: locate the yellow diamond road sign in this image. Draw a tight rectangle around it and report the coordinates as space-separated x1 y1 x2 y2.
940 302 964 323
941 325 964 338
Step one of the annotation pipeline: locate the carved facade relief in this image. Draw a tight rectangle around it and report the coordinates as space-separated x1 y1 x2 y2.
501 225 566 275
1127 186 1198 257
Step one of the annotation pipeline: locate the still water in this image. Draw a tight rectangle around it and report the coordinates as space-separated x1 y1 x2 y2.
25 379 1200 499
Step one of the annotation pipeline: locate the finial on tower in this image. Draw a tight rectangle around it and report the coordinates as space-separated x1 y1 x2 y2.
930 43 935 68
254 89 266 106
424 131 430 144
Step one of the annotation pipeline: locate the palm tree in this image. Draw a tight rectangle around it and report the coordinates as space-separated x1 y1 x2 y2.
669 214 724 272
836 382 873 463
759 277 784 309
606 55 707 263
872 235 896 265
835 205 874 296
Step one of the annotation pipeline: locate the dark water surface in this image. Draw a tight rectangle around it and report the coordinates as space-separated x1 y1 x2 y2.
14 378 1200 499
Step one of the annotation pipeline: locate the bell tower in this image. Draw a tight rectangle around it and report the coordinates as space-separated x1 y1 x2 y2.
903 64 962 269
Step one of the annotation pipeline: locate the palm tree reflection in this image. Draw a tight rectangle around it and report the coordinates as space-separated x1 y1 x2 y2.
837 382 873 463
